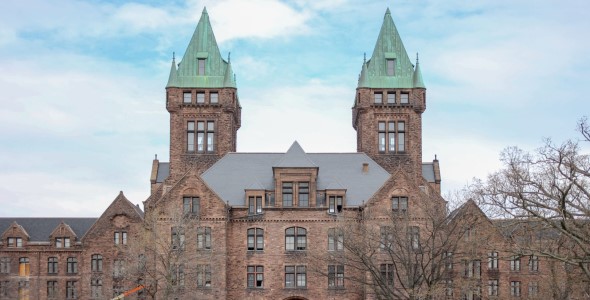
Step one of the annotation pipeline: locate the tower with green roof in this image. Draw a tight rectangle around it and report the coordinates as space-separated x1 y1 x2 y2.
352 8 427 179
165 8 241 176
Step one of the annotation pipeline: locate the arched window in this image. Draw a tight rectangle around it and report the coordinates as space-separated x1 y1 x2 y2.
247 228 264 251
91 254 103 272
285 227 307 251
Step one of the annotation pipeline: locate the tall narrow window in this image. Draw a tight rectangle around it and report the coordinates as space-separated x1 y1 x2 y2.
183 92 192 104
528 281 538 296
529 255 539 272
0 257 10 274
197 264 212 288
464 260 481 278
114 232 119 244
196 92 205 104
19 257 30 276
316 192 325 207
328 265 344 288
47 257 58 274
247 228 264 251
206 121 215 152
328 228 344 251
391 196 408 212
187 121 195 152
183 196 200 215
248 196 263 215
91 254 103 272
0 281 7 298
198 59 205 75
90 279 102 298
47 281 58 299
197 227 212 250
247 265 264 288
397 121 405 152
113 259 125 278
378 122 386 152
386 59 395 76
282 182 293 207
488 251 499 270
197 121 205 152
66 281 77 299
488 279 498 296
387 92 396 104
510 256 521 271
172 264 184 286
408 226 420 251
374 92 383 104
66 257 77 274
210 92 218 104
380 264 394 286
510 281 521 297
380 226 394 251
18 281 29 300
171 227 185 250
298 182 309 207
285 265 306 288
285 227 306 251
443 251 453 270
400 92 409 104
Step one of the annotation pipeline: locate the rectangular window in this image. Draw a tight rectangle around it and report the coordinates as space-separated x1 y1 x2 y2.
445 280 453 297
183 196 200 215
91 254 103 272
248 196 263 215
282 182 293 207
328 265 344 288
443 251 453 270
285 227 306 251
387 92 396 104
197 264 211 288
378 122 386 152
529 255 539 272
210 92 218 104
113 259 125 278
197 227 212 250
510 281 521 297
380 226 394 251
66 281 77 299
47 281 58 299
380 264 394 286
328 195 343 213
247 228 264 251
0 281 8 298
19 257 30 276
247 265 264 288
197 92 205 104
55 237 70 248
488 279 498 296
114 232 119 244
66 257 77 274
463 260 481 278
187 121 195 152
316 192 325 207
400 93 409 104
488 251 499 270
265 192 275 207
374 92 383 104
408 226 420 251
327 228 344 251
285 265 306 288
397 121 405 152
378 121 405 153
386 59 395 76
172 264 184 286
90 279 102 299
206 121 215 152
0 257 10 274
528 281 538 296
391 196 408 212
8 237 23 248
18 281 29 300
47 257 58 274
190 120 216 153
171 227 185 250
298 182 309 207
183 92 192 104
510 256 521 271
198 59 205 75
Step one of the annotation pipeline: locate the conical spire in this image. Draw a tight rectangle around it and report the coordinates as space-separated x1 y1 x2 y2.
358 53 368 87
359 8 415 88
166 53 178 88
223 52 236 88
413 53 425 88
170 7 235 88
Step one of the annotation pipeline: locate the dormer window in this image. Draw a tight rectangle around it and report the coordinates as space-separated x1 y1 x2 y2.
282 182 293 207
55 237 71 248
298 182 309 207
386 59 395 76
7 237 22 248
198 58 206 75
328 196 343 214
248 196 263 215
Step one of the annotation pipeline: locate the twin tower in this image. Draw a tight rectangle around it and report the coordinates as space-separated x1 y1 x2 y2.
164 8 430 184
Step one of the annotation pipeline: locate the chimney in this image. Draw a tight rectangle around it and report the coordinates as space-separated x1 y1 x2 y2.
362 163 369 173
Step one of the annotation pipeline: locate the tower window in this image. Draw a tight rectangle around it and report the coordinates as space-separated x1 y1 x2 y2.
210 92 218 104
197 92 205 104
378 121 406 153
386 59 395 76
374 92 383 104
400 93 409 104
198 59 205 75
397 121 405 152
187 121 215 153
183 92 192 104
387 92 396 104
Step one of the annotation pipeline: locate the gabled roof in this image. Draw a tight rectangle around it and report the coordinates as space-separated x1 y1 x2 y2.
358 8 424 89
167 7 236 88
0 218 96 242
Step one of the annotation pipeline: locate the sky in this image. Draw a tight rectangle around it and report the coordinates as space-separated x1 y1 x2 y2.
1 0 589 217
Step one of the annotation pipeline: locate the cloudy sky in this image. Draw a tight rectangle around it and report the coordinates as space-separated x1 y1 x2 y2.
1 0 589 216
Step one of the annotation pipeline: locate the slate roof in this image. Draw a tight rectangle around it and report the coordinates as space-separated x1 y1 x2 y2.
422 163 435 183
156 162 170 183
0 218 96 242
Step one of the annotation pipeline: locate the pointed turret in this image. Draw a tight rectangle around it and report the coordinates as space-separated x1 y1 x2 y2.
360 8 415 88
413 53 425 88
358 54 369 87
223 53 236 88
172 7 234 88
166 53 178 88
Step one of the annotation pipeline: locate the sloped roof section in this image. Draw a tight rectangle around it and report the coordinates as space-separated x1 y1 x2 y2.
274 141 317 168
167 7 236 88
422 163 435 182
359 8 419 89
0 218 96 242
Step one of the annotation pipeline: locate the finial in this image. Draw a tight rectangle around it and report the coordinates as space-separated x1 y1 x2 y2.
435 154 438 160
416 52 419 64
363 52 366 63
155 154 158 160
234 74 236 83
172 52 175 60
228 52 231 63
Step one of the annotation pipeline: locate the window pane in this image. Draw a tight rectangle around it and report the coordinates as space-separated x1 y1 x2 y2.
388 133 395 152
374 93 382 103
183 92 191 103
400 93 409 104
207 121 215 131
198 59 205 75
197 93 205 103
378 122 386 131
398 133 405 152
197 133 204 151
379 133 386 152
207 133 214 151
210 93 218 104
387 59 395 76
398 121 405 131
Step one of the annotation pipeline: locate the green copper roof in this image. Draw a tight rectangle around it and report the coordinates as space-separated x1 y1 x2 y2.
358 8 425 89
413 53 425 88
167 7 236 88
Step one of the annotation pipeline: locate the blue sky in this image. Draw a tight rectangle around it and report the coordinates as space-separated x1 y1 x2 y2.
1 0 589 216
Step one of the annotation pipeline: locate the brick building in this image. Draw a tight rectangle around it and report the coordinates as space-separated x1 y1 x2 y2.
1 8 586 300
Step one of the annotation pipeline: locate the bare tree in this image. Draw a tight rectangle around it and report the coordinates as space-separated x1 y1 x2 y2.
470 117 590 281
